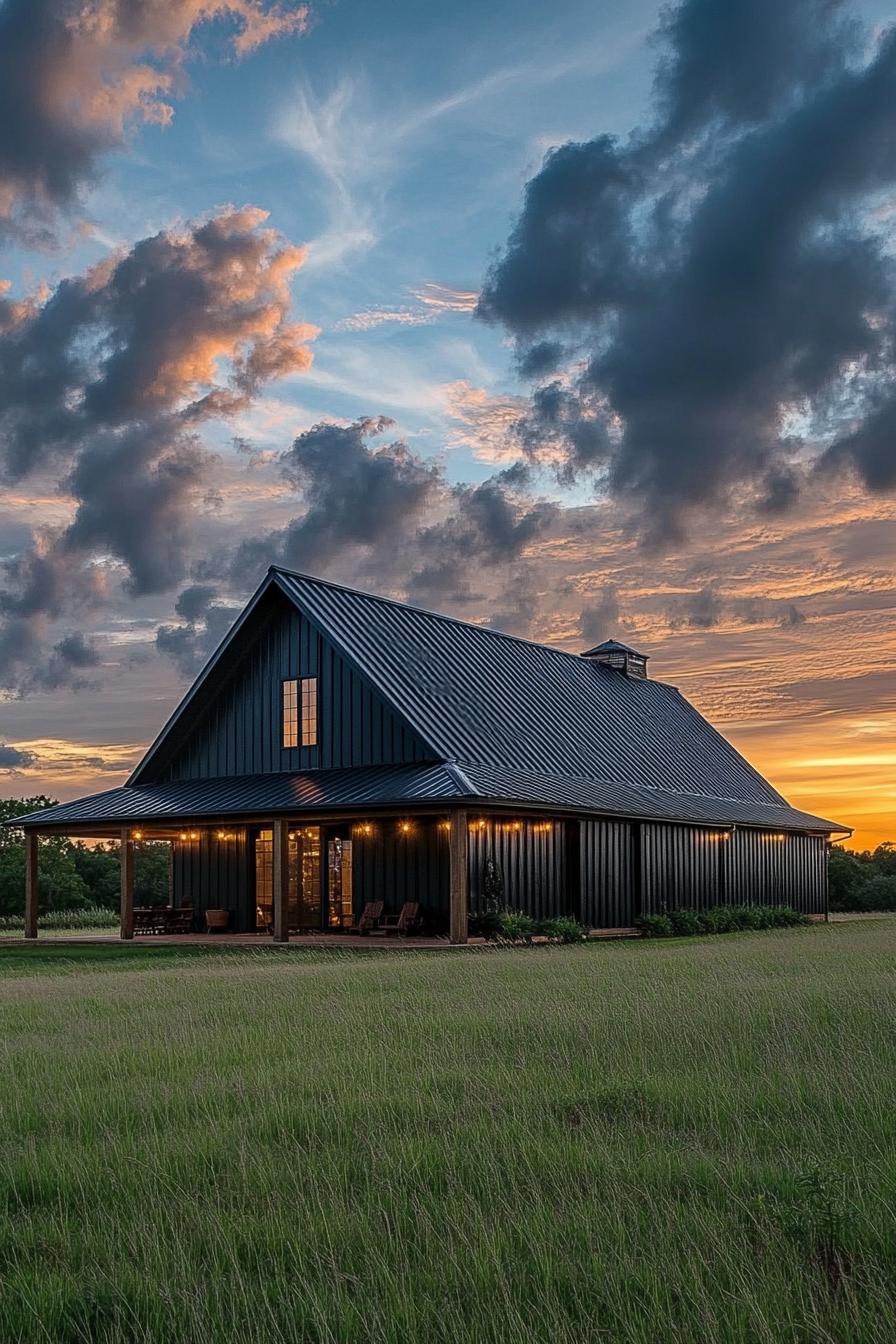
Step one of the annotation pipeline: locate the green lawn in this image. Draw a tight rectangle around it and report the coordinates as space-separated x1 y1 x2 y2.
1 924 894 1343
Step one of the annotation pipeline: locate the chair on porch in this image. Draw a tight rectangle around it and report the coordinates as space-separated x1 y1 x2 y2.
347 901 384 935
369 902 422 937
170 905 194 933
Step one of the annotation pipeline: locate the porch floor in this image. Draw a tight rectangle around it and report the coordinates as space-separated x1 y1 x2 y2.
2 932 464 950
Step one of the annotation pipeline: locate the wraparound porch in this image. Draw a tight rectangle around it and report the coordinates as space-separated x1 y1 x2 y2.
19 807 498 945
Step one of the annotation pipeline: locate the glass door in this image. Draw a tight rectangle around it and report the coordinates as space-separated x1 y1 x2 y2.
327 837 353 928
254 826 322 930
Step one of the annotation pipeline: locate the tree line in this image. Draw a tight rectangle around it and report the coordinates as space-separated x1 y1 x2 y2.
0 797 169 916
829 842 896 911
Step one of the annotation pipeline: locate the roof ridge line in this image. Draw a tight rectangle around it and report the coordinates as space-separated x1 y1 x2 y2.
269 564 620 666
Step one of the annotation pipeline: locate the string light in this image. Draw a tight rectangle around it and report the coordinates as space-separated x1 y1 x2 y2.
438 820 451 831
179 831 187 841
354 822 373 837
398 820 412 835
133 830 143 841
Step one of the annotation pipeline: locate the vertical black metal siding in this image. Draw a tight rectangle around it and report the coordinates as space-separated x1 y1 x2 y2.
639 823 827 915
580 820 636 927
467 819 566 920
161 596 431 781
727 830 827 913
640 824 722 913
346 819 450 922
171 830 250 928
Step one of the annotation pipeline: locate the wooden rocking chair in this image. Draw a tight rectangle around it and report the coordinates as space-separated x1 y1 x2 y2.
347 901 384 935
370 902 422 937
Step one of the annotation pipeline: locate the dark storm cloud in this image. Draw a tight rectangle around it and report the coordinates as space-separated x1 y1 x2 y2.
157 422 560 677
156 586 241 678
276 418 441 571
579 586 622 647
0 0 308 243
408 464 559 607
230 423 555 598
0 743 35 771
0 207 315 693
478 0 896 537
668 586 808 631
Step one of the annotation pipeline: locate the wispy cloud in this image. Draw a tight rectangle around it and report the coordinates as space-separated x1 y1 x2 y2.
413 283 479 313
335 307 436 332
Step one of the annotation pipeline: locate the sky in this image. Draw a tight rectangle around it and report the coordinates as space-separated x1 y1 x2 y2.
0 0 894 849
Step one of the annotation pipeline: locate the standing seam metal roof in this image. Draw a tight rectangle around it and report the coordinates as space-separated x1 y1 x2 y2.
11 761 840 831
271 569 787 806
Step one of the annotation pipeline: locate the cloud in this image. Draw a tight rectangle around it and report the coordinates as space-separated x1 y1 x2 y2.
440 381 531 463
478 0 896 538
405 463 559 608
0 206 316 693
412 283 479 313
0 743 36 771
232 417 442 580
579 586 622 647
152 419 560 674
335 308 436 332
156 586 241 678
0 0 308 242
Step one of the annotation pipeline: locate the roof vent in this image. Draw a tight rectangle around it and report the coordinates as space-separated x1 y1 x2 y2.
581 638 649 679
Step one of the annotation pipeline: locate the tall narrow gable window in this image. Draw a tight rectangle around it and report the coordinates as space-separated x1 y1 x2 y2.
301 677 318 746
282 679 298 748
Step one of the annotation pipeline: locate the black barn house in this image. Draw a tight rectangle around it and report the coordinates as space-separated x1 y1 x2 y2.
15 568 849 940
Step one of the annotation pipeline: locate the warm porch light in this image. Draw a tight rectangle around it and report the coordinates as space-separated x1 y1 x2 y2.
179 831 187 841
398 820 413 835
438 820 450 831
354 822 373 837
133 830 143 840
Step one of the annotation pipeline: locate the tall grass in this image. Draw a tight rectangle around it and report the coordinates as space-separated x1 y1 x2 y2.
1 924 894 1342
0 905 119 932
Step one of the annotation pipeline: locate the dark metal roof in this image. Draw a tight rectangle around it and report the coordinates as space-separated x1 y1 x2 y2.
12 760 842 833
454 763 844 833
270 569 791 807
13 764 466 829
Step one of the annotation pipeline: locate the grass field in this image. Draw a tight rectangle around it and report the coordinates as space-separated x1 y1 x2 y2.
1 924 895 1343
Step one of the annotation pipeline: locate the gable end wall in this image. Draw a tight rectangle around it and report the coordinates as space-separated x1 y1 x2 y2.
155 594 433 782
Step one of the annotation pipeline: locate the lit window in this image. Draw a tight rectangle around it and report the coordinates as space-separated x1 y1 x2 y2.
301 676 318 746
282 679 298 748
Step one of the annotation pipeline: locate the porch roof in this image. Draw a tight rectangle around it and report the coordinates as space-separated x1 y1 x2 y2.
9 760 845 834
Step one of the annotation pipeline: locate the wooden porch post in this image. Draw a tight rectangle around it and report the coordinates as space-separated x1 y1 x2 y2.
449 809 469 945
272 818 290 943
24 831 38 940
120 827 135 941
